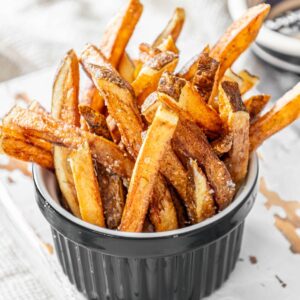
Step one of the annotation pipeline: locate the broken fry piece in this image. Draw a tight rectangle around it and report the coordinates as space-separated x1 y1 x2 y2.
69 142 105 227
244 94 270 121
210 4 270 78
219 81 250 184
120 105 179 232
250 82 300 151
238 70 259 94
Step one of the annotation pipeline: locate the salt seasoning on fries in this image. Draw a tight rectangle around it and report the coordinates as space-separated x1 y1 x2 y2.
3 1 300 233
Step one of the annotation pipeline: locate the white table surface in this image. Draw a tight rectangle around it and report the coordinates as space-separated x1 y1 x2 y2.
0 1 300 299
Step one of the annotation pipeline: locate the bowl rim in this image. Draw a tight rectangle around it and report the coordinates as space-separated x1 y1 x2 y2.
227 0 300 57
33 154 258 239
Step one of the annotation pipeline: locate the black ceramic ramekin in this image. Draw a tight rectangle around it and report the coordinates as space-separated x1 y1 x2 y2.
33 155 258 300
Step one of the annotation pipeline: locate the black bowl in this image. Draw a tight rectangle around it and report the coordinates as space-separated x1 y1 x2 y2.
33 155 258 300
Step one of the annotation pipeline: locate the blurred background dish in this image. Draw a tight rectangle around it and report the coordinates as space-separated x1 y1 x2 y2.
228 0 300 73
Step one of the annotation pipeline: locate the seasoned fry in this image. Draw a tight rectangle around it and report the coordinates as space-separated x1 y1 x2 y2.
152 7 185 48
79 104 111 139
219 81 250 184
106 115 121 144
250 82 300 151
141 92 160 123
118 53 135 82
192 51 220 103
132 51 179 106
69 142 105 227
238 70 259 95
158 72 223 135
244 94 270 121
3 106 134 178
210 4 270 78
52 50 81 218
211 132 233 156
178 54 200 81
120 105 179 232
96 163 125 229
186 159 216 222
99 0 143 67
81 44 143 158
80 85 105 114
172 119 235 210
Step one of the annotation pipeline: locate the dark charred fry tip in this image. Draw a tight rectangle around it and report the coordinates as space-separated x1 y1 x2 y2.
145 51 178 71
221 81 246 112
158 72 186 101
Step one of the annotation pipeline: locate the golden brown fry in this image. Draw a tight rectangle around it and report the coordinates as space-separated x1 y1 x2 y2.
219 81 250 184
157 35 179 53
118 53 135 82
158 72 223 135
152 7 185 48
186 159 216 222
120 105 179 232
149 175 178 232
238 70 259 95
132 51 179 106
3 106 134 178
250 82 300 151
96 163 125 229
80 44 143 158
79 104 111 139
172 118 235 210
141 92 160 123
80 85 105 114
52 50 81 218
192 51 220 103
0 135 54 170
69 142 105 227
210 4 270 78
244 94 270 121
106 115 121 144
210 132 233 156
99 0 143 67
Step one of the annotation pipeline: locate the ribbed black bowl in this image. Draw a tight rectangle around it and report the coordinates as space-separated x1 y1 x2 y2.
33 155 258 300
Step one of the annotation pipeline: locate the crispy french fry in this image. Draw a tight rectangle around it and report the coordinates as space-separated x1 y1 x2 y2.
120 105 179 232
149 175 178 231
157 35 179 53
80 44 143 158
192 51 220 103
250 82 300 151
210 4 270 78
210 132 233 156
3 106 134 178
238 70 259 95
244 94 270 121
69 142 105 227
172 118 235 210
52 50 81 218
80 85 106 114
106 115 121 144
219 81 250 184
118 53 135 82
132 51 179 106
141 92 160 123
186 159 216 222
79 104 111 139
158 72 223 135
96 163 125 229
152 7 185 48
99 0 143 67
177 54 200 81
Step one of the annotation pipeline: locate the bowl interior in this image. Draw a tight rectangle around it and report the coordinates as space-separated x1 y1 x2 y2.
33 155 258 238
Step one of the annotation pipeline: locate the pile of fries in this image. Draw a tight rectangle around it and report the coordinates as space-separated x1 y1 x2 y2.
1 1 300 232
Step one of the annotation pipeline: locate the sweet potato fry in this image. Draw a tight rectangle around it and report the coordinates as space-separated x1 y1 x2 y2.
152 7 185 48
192 51 220 103
52 50 81 218
79 104 111 139
244 94 270 121
80 44 143 158
132 51 179 106
69 142 105 227
219 81 250 184
99 0 143 67
186 159 216 222
210 4 270 78
250 82 300 151
3 106 134 178
172 118 235 210
158 72 223 135
96 163 125 229
120 105 179 232
118 53 135 82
